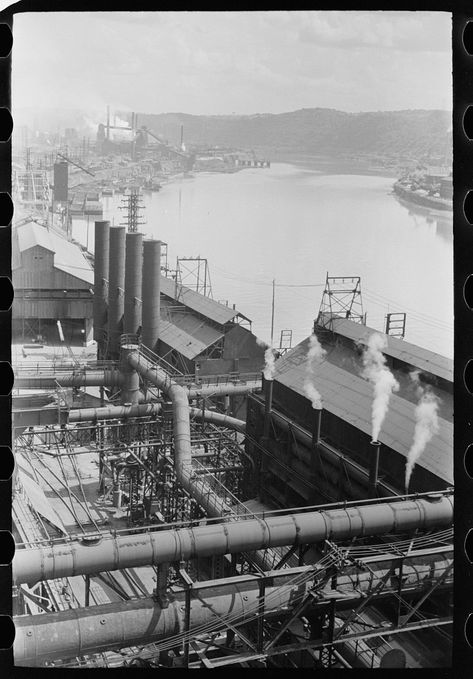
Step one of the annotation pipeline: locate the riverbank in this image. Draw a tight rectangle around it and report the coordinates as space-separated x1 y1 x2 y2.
393 181 452 213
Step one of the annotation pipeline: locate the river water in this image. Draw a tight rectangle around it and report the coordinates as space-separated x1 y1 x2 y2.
72 163 453 358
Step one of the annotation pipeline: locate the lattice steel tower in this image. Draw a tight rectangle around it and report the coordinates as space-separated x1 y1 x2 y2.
119 187 145 232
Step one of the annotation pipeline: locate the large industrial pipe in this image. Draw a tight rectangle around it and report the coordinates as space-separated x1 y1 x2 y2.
93 220 110 345
14 553 452 666
13 493 453 585
127 350 233 518
68 402 161 422
123 231 143 335
67 402 245 433
107 226 126 357
14 369 123 390
189 407 246 433
141 239 162 352
186 380 262 399
120 345 141 405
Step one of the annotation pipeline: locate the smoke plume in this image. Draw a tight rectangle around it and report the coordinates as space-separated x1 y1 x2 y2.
256 337 276 380
303 333 326 409
405 376 440 491
263 347 276 380
361 333 399 441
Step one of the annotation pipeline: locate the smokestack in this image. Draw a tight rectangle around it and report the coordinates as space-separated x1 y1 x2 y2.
312 408 322 446
124 231 143 336
141 239 162 352
93 221 110 350
369 440 381 495
180 124 184 147
106 105 110 140
263 377 273 439
107 226 126 357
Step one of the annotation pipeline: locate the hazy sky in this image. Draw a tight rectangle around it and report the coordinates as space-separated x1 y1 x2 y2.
13 11 452 117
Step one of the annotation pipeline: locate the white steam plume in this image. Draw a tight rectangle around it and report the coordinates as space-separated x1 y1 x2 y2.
405 376 440 492
263 347 276 380
256 337 276 380
361 333 399 441
303 333 326 409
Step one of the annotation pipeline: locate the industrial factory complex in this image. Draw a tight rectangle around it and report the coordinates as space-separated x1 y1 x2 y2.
10 121 453 669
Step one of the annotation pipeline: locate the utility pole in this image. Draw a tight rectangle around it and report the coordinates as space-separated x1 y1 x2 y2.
270 279 275 346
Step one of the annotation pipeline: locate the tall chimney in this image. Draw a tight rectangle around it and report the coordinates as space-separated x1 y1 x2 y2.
141 239 162 352
93 221 110 350
124 231 143 336
107 226 126 357
369 440 381 495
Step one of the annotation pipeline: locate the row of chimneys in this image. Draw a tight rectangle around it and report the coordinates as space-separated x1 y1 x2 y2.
93 221 162 357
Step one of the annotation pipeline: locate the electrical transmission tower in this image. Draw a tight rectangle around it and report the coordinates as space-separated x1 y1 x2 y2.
119 187 145 232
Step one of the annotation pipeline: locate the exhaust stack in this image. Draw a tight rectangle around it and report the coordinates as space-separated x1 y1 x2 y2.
263 377 274 439
369 440 381 495
141 239 162 352
93 220 110 349
124 231 143 335
107 226 126 357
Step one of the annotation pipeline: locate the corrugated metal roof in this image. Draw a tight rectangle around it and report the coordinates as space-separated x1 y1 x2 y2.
326 316 453 383
160 276 240 325
16 223 94 285
159 316 223 360
274 337 453 485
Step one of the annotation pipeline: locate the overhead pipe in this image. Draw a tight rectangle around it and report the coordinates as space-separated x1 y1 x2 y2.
186 380 261 399
14 369 123 390
123 231 143 335
107 226 126 357
92 220 110 346
13 493 453 585
141 239 162 352
14 553 452 666
68 402 161 423
67 402 245 433
189 407 246 434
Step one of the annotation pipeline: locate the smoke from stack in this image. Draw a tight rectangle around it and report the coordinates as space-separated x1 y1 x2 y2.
405 372 440 491
256 337 276 380
303 333 326 409
361 333 399 442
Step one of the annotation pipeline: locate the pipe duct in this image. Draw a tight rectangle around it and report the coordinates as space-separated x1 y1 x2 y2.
92 221 110 344
13 494 453 585
14 553 453 666
15 370 123 390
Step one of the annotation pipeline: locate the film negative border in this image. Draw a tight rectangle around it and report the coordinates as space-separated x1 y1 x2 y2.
0 9 13 676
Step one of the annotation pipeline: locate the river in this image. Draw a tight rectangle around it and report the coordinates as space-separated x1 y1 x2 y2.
72 163 453 358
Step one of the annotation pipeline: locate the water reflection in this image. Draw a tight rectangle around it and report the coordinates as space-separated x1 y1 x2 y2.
392 192 452 242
